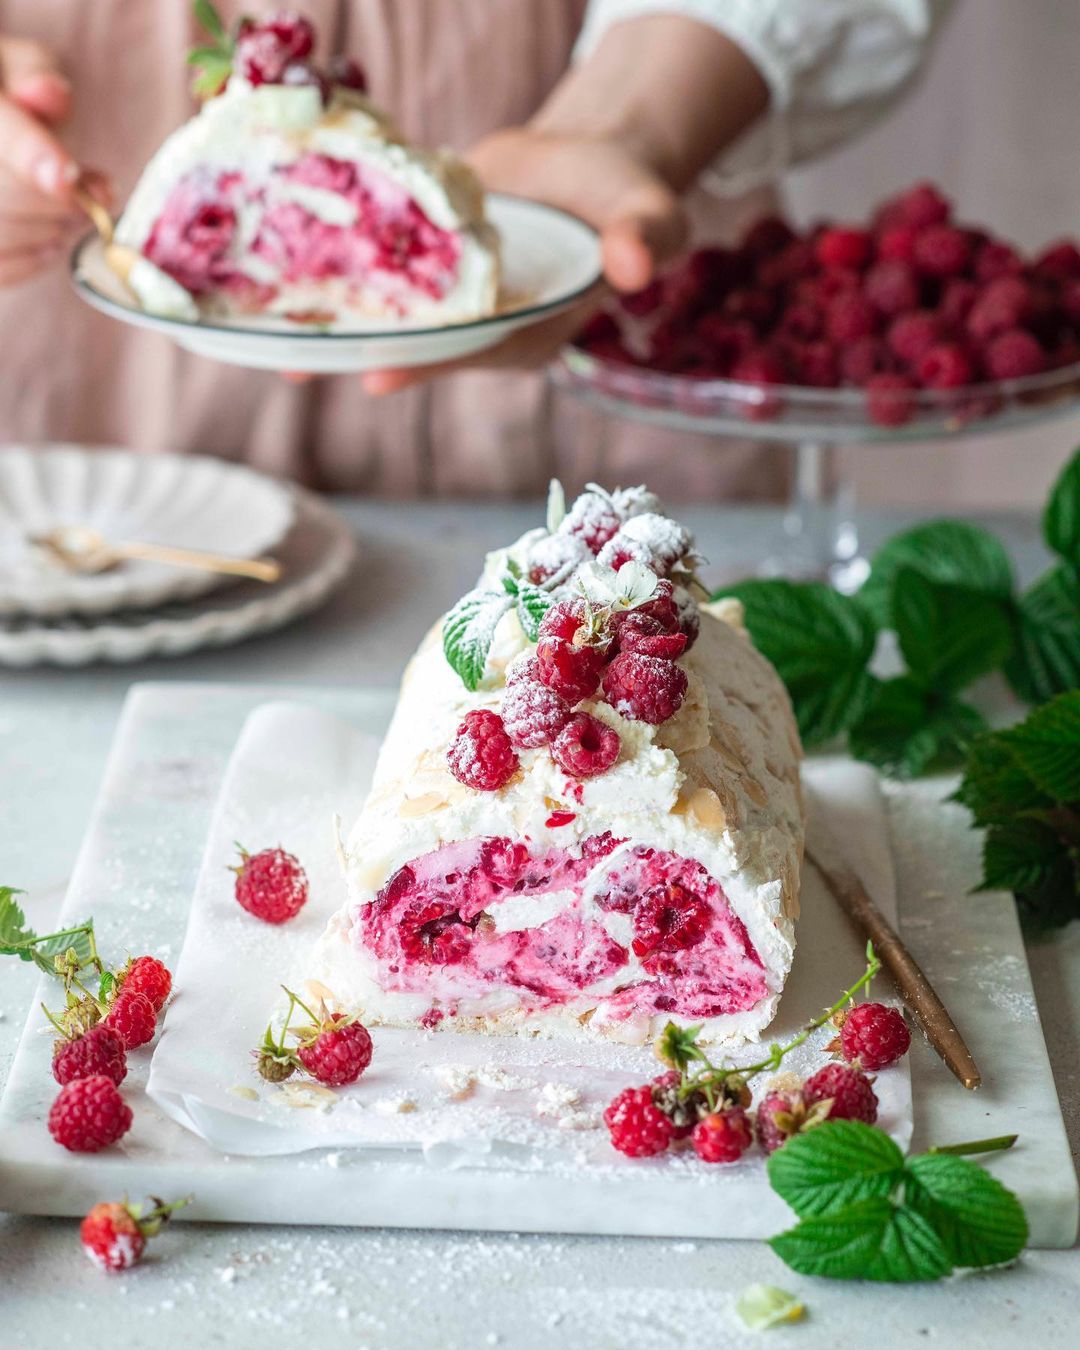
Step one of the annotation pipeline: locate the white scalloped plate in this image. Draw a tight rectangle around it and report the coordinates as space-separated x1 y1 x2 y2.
0 446 295 618
0 488 354 667
71 195 602 373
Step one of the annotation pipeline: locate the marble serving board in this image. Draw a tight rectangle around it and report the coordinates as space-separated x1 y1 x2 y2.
0 683 1075 1246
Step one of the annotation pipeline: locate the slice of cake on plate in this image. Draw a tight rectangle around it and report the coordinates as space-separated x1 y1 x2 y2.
114 6 499 326
299 484 804 1047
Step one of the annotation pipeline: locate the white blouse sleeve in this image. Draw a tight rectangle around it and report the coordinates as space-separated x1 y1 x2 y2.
575 0 955 195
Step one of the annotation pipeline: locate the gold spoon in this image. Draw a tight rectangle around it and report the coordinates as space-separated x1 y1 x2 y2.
32 524 282 584
73 184 200 320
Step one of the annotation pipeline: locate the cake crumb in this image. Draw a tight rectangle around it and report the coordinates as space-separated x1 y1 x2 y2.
374 1095 417 1116
434 1065 477 1100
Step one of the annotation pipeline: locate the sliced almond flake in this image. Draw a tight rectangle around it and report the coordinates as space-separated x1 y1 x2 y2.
304 979 338 1005
742 776 769 808
398 791 450 818
281 1081 339 1109
229 1085 259 1102
689 787 727 831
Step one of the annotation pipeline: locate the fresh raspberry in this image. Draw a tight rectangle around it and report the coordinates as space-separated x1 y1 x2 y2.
876 225 918 263
917 342 974 389
446 709 519 791
692 1107 754 1164
939 278 979 326
984 328 1046 380
264 12 316 59
790 340 840 389
327 54 368 92
232 845 310 924
776 301 824 342
803 1063 879 1124
965 276 1033 343
602 652 687 725
839 336 893 386
632 881 710 960
551 712 621 779
913 225 972 278
838 1002 912 1070
236 14 315 86
596 513 694 576
560 489 623 554
815 227 873 271
756 239 815 289
538 596 588 643
1062 280 1080 325
604 1084 675 1157
887 310 944 365
650 1070 700 1140
743 215 796 258
825 293 877 344
48 1075 133 1153
117 955 172 1012
80 1202 145 1271
671 586 701 650
614 611 687 659
690 315 755 372
1034 240 1080 280
620 278 664 317
52 1024 128 1088
891 182 951 230
297 1013 373 1087
103 991 157 1051
577 311 620 348
864 260 920 317
535 636 606 704
755 1090 803 1154
722 287 777 331
865 373 917 427
730 350 787 420
280 60 330 102
526 531 591 585
501 676 571 748
974 240 1022 282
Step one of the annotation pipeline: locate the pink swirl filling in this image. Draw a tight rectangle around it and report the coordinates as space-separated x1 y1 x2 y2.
357 834 767 1024
143 153 461 312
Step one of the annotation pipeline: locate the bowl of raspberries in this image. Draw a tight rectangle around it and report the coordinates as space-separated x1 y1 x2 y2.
564 182 1080 435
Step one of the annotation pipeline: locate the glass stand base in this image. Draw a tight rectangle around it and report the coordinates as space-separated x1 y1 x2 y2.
758 441 868 593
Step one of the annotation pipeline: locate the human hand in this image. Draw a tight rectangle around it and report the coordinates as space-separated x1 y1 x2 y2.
0 36 108 286
360 127 688 396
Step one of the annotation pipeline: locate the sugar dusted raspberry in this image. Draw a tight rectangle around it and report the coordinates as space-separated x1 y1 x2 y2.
501 677 571 749
117 955 172 1012
611 485 663 519
281 60 330 102
917 342 975 389
538 597 586 643
825 293 877 344
865 373 917 427
297 1013 373 1087
102 991 157 1051
966 276 1033 343
913 224 972 278
602 652 688 724
536 636 606 704
80 1201 146 1271
447 709 518 791
604 1083 675 1157
526 531 591 585
888 310 944 365
839 336 893 387
839 1002 911 1070
560 489 623 554
672 586 701 650
232 846 309 924
327 54 368 92
803 1063 879 1124
984 328 1046 380
614 611 687 659
692 1107 754 1164
596 513 694 576
876 225 918 263
632 881 710 960
1034 240 1080 280
551 712 621 778
48 1075 132 1153
236 28 294 84
265 12 316 59
815 227 873 271
52 1024 127 1088
864 260 920 317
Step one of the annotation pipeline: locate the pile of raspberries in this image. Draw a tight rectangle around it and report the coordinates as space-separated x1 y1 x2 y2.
576 181 1080 426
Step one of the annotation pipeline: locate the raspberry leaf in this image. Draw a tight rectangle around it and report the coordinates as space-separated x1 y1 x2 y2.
905 1153 1028 1269
193 0 228 44
848 677 985 779
767 1120 904 1218
859 520 1014 628
514 583 552 643
999 690 1080 802
978 820 1062 895
0 888 97 975
442 588 513 691
951 736 1053 826
1004 565 1080 704
0 886 33 953
1043 446 1080 566
891 567 1013 692
769 1199 951 1283
712 580 877 746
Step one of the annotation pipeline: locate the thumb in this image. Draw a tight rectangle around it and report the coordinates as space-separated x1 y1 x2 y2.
0 98 79 200
601 207 688 294
1 37 71 124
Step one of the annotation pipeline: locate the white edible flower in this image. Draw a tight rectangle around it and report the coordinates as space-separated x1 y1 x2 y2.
577 559 659 610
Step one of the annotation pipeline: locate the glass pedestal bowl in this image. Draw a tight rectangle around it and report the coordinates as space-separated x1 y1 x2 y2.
552 348 1080 591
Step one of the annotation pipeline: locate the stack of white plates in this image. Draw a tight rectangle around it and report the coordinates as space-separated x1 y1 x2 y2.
0 446 355 667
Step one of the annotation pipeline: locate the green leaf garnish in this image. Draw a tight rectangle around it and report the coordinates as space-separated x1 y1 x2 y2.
1 886 98 976
770 1198 951 1283
767 1119 904 1218
905 1152 1029 1268
848 677 985 779
1004 565 1080 704
193 0 228 43
999 689 1080 801
859 519 1014 628
442 588 513 692
514 583 551 643
711 580 877 746
891 566 1013 693
1043 446 1080 566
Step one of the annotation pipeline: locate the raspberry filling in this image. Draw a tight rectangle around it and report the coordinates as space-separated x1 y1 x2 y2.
143 154 461 312
358 834 767 1022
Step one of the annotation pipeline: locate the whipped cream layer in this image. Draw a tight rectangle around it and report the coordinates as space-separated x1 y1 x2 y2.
116 80 499 327
303 599 804 1048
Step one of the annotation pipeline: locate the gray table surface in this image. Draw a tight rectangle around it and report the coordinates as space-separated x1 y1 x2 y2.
2 500 1078 1348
